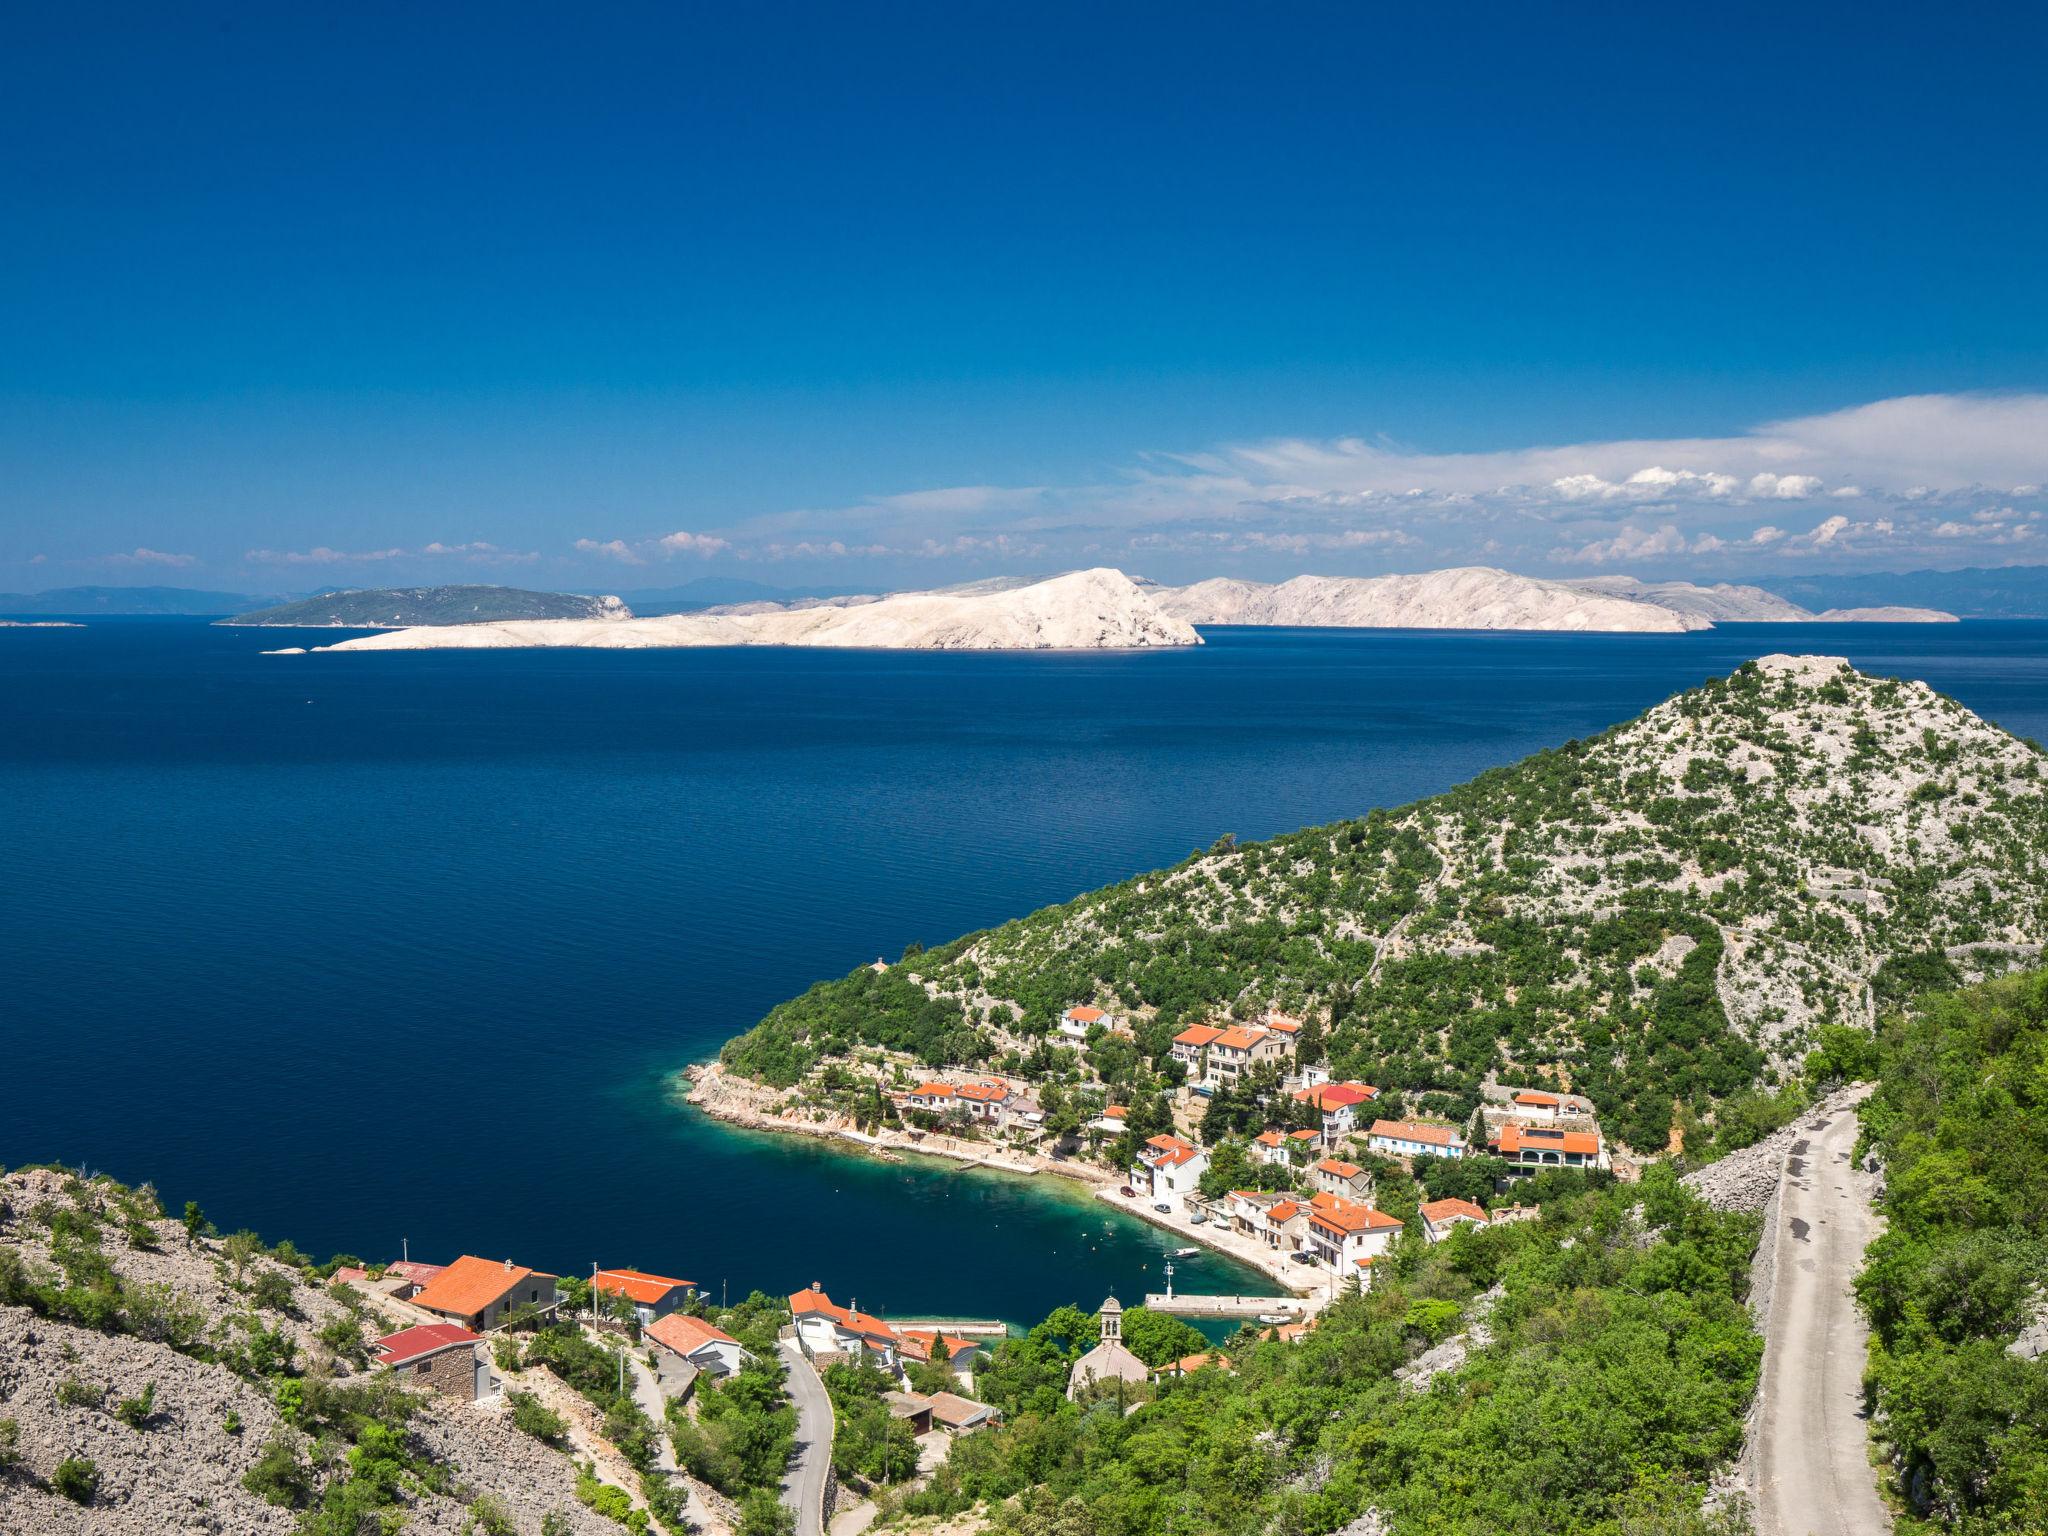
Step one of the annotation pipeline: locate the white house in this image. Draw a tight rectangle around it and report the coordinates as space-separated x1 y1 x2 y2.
1303 1196 1404 1275
1199 1024 1294 1088
1169 1024 1222 1077
1226 1190 1306 1250
1250 1129 1290 1167
1291 1081 1379 1144
646 1312 752 1379
1057 1004 1106 1044
1133 1134 1209 1198
1312 1157 1374 1200
1418 1198 1490 1244
903 1079 1014 1126
788 1284 902 1367
1365 1118 1469 1161
1495 1123 1609 1172
1506 1089 1562 1122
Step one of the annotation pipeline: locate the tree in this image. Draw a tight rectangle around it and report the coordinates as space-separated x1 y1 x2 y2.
180 1201 209 1244
1116 1308 1207 1368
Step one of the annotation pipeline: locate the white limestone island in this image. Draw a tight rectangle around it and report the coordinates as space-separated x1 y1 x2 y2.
292 565 1957 654
1148 568 1957 632
317 568 1202 652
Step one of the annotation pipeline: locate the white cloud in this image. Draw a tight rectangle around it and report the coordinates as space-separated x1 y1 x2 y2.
656 530 730 557
245 542 535 567
103 547 199 568
574 537 647 565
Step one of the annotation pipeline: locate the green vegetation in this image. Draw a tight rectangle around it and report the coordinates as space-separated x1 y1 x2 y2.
1854 967 2048 1534
724 661 2048 1152
51 1455 99 1505
670 1353 797 1498
823 1358 920 1484
112 1380 158 1428
895 1172 1758 1535
510 1389 570 1445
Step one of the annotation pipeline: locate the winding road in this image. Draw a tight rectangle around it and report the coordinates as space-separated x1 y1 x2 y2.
1751 1086 1891 1536
779 1339 834 1536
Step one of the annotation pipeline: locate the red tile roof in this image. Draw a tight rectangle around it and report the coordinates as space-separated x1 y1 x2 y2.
1066 1005 1104 1023
1289 1129 1322 1143
1172 1024 1223 1048
594 1269 694 1305
1158 1351 1232 1375
1315 1158 1363 1178
1253 1130 1285 1148
330 1266 370 1286
386 1261 445 1285
899 1330 978 1364
375 1323 481 1368
1419 1197 1490 1226
646 1313 740 1358
1211 1026 1269 1050
410 1255 556 1320
1293 1082 1378 1110
1513 1090 1561 1107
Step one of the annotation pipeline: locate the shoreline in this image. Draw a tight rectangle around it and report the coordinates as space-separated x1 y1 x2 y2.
680 1062 1307 1292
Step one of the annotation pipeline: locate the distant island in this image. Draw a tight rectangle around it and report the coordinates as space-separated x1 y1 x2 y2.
261 566 1966 655
307 569 1201 652
224 585 630 628
1147 568 1957 630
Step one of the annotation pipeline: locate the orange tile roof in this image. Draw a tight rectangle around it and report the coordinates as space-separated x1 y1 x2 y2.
1146 1133 1194 1153
1260 1015 1302 1034
1066 1005 1104 1023
1160 1351 1232 1375
924 1390 995 1427
788 1286 900 1344
1513 1090 1561 1106
1419 1197 1490 1226
955 1081 1009 1102
594 1268 693 1305
1211 1026 1268 1050
1172 1024 1223 1047
899 1330 978 1364
1498 1125 1600 1156
410 1254 556 1320
1268 1200 1301 1222
646 1313 740 1357
1289 1129 1321 1143
1369 1119 1464 1148
1103 1104 1129 1118
1307 1199 1403 1235
1253 1130 1285 1148
1315 1158 1363 1178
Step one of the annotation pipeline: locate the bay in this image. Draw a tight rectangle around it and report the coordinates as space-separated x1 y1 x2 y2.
3 618 2045 1328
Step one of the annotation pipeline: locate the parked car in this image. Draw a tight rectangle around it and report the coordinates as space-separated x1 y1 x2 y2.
1153 1202 1171 1213
1289 1252 1318 1265
1118 1186 1136 1198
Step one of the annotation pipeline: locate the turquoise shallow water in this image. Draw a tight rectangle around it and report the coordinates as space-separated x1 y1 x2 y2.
3 617 2046 1327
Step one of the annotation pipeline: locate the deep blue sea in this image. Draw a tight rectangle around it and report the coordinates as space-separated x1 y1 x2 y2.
4 618 2046 1328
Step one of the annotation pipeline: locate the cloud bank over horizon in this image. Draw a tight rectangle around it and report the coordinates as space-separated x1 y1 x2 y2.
17 392 2048 591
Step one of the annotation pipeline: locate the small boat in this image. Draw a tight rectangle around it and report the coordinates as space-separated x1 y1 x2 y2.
1169 1246 1200 1259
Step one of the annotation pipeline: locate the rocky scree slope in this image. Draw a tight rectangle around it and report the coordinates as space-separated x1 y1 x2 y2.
0 1166 616 1536
724 656 2048 1153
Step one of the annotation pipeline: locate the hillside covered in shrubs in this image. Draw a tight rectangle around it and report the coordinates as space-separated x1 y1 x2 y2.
725 655 2048 1150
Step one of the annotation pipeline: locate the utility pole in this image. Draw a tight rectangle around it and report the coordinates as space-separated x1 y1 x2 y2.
402 1237 409 1264
592 1262 599 1324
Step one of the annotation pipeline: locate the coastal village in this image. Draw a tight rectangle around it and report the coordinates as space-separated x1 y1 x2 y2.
689 993 1616 1302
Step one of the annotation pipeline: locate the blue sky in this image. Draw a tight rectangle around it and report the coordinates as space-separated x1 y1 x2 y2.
4 2 2047 591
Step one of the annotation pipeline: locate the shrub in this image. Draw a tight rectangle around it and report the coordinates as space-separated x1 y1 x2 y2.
249 1268 296 1314
740 1487 795 1536
465 1493 518 1535
112 1381 157 1428
223 1409 242 1435
55 1376 103 1409
241 1429 313 1507
0 1417 19 1472
510 1390 569 1445
51 1456 99 1505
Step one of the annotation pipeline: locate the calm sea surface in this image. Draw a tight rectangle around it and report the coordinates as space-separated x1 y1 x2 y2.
4 618 2046 1327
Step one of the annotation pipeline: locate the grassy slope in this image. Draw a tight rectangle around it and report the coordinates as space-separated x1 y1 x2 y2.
725 656 2048 1150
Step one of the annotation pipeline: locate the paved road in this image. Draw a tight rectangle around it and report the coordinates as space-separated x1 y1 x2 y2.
1752 1086 1891 1536
779 1339 833 1536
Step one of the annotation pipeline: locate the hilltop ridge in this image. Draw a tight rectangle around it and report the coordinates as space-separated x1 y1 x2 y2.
721 655 2048 1151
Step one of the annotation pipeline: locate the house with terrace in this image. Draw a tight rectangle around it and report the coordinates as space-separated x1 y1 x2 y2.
409 1255 561 1332
1250 1129 1290 1167
1312 1157 1375 1200
593 1268 694 1325
1227 1189 1307 1250
1495 1122 1608 1172
902 1078 1022 1130
1057 1004 1110 1043
900 1330 984 1385
1198 1023 1295 1089
1291 1081 1379 1144
789 1283 903 1368
1133 1134 1209 1199
647 1312 752 1383
1303 1195 1404 1278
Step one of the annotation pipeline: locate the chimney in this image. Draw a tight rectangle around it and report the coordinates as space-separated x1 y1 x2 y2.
504 1258 513 1271
810 1281 822 1292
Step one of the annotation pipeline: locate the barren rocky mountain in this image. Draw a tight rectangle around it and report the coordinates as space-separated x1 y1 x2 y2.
724 655 2048 1152
1150 568 1957 630
313 568 1198 652
0 1166 617 1536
